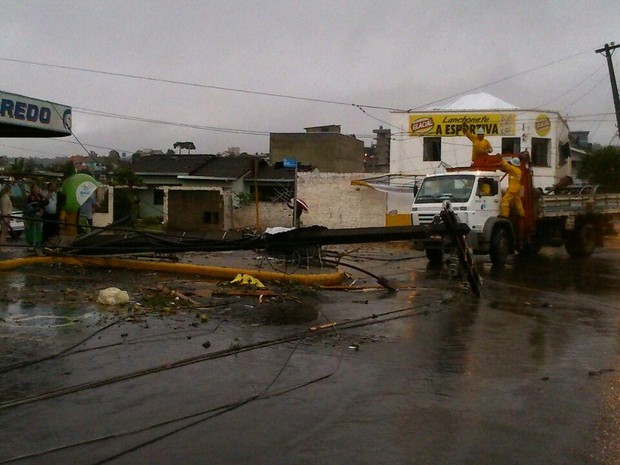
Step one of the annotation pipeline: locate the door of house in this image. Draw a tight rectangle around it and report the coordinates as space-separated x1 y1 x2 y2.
167 190 223 232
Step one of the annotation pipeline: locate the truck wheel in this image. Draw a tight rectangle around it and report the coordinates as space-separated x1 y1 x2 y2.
425 248 443 263
565 223 596 257
490 227 511 266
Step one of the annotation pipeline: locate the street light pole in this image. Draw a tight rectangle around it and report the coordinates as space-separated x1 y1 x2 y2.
596 42 620 141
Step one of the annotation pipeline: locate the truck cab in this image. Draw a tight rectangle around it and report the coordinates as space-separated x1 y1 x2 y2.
411 170 515 264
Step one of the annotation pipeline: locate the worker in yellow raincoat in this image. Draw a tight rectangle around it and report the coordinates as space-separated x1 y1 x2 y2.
499 156 525 218
463 125 493 162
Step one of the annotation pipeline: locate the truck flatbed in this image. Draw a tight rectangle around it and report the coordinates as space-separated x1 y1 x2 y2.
539 193 620 218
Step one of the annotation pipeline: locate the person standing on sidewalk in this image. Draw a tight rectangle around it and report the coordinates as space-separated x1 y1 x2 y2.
42 181 59 243
0 183 13 252
25 184 47 248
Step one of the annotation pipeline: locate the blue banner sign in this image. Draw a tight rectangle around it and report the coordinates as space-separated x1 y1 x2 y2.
283 158 297 169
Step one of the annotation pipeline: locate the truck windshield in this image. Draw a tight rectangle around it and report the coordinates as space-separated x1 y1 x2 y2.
414 175 475 204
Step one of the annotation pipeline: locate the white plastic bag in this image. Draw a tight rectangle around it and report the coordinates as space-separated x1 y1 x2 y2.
97 287 130 306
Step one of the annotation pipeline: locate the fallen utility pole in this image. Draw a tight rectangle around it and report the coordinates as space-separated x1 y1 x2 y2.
62 223 471 256
596 42 620 138
59 214 481 296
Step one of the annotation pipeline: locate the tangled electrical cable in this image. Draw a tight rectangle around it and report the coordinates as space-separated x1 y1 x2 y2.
0 302 444 464
0 318 122 374
0 317 231 375
0 303 430 412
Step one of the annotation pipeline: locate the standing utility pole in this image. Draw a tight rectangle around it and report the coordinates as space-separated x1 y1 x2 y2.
596 42 620 140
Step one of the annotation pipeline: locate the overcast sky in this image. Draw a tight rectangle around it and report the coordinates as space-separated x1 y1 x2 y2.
1 0 619 159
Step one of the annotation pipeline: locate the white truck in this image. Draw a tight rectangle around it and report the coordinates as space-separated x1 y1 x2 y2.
410 153 620 265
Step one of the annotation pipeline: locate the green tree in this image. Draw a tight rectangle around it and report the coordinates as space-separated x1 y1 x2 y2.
61 161 76 179
9 157 25 174
173 141 196 154
578 146 620 192
108 150 120 163
111 165 143 186
23 158 36 174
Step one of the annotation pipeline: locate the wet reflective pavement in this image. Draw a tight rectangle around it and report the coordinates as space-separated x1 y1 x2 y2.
1 240 620 465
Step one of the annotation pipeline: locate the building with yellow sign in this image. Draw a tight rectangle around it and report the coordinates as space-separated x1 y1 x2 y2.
389 93 571 192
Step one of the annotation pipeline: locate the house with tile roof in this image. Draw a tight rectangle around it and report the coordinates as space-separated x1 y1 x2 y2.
125 154 295 232
132 154 215 186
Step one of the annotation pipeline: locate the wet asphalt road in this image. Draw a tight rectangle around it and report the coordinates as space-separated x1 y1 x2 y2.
1 239 620 465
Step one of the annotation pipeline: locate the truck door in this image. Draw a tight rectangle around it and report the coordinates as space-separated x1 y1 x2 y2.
471 177 499 229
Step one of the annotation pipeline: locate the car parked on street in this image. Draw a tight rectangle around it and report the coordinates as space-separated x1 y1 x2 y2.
8 210 24 239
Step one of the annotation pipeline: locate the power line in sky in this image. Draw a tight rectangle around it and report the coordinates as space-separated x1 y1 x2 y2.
0 56 402 112
74 107 271 136
0 48 610 156
408 49 593 111
0 49 595 116
541 63 607 107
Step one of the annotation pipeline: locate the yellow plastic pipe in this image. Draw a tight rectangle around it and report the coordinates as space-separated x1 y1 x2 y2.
0 255 346 286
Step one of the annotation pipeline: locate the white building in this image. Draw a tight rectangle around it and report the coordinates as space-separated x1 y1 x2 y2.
387 93 572 218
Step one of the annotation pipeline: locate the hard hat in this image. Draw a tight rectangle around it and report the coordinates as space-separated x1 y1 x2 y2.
476 127 485 135
510 157 521 167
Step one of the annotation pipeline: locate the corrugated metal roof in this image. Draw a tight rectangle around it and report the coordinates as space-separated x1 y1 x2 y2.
190 157 253 178
134 155 295 182
133 154 214 175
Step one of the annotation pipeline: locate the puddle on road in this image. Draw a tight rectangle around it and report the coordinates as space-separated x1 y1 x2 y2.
0 266 138 335
0 262 329 330
478 250 620 297
2 309 100 328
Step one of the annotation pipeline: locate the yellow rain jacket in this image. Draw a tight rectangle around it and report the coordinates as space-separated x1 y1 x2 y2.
499 160 525 217
463 126 493 161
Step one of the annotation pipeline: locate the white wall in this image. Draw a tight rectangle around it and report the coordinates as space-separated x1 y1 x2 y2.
298 172 386 228
92 186 113 228
232 201 293 230
387 190 416 216
232 172 387 230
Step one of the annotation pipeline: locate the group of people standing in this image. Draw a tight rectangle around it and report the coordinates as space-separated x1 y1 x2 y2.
1 179 98 251
23 182 62 245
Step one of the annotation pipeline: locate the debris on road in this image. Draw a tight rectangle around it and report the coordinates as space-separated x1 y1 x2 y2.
156 284 201 306
230 273 265 288
213 289 278 297
97 287 129 306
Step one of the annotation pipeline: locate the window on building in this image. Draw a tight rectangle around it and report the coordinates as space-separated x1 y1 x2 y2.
531 138 550 167
576 133 588 145
423 137 441 162
559 142 570 167
153 190 164 206
501 137 521 154
203 211 220 225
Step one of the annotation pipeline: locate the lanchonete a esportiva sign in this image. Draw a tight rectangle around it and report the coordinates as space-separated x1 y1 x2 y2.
409 113 517 137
